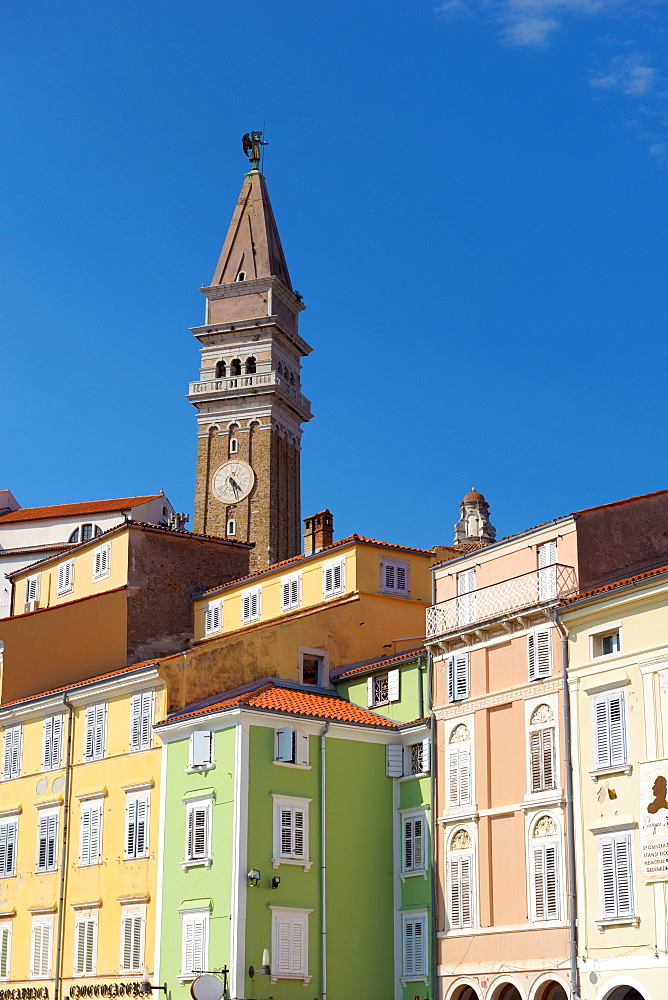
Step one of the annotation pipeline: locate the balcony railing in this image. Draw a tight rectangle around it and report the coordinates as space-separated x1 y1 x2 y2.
188 372 311 414
426 564 578 638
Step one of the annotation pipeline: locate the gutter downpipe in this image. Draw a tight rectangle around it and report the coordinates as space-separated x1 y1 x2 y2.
54 695 75 1000
552 609 579 1000
320 720 331 1000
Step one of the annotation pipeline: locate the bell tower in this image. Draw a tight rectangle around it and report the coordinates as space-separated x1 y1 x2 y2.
189 135 312 571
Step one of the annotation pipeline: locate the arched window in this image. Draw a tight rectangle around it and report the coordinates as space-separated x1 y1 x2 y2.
245 357 256 375
69 528 80 543
449 829 474 929
230 359 241 376
227 519 236 536
69 524 102 543
448 724 472 807
277 362 283 376
229 438 238 455
215 360 226 378
236 271 246 281
530 815 560 920
528 704 556 793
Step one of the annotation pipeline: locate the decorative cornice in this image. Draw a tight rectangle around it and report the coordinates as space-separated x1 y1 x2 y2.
434 677 562 719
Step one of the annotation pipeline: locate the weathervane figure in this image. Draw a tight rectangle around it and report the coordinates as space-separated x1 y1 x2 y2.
242 131 268 171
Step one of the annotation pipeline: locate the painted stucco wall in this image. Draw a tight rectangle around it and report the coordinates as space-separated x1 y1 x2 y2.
337 656 429 725
399 773 432 1000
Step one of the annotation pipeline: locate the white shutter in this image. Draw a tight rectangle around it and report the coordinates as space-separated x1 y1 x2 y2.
3 727 21 779
84 707 95 760
600 836 619 917
396 564 407 592
448 746 471 806
528 628 552 680
388 669 400 702
204 599 222 634
281 579 291 609
403 817 424 872
448 748 460 806
121 913 143 972
295 731 309 766
420 737 431 774
187 805 209 860
275 727 294 763
593 693 626 769
32 921 52 978
57 563 66 593
457 568 477 625
608 693 626 766
386 744 404 777
94 703 106 758
277 916 292 974
190 730 212 768
384 563 395 590
538 540 558 600
450 855 473 929
614 834 633 915
403 917 426 977
0 823 16 878
367 677 374 708
293 809 305 857
449 654 469 702
0 924 10 978
43 714 63 770
130 695 142 751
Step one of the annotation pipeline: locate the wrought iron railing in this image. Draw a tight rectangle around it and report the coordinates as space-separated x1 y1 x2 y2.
426 564 578 637
188 372 311 413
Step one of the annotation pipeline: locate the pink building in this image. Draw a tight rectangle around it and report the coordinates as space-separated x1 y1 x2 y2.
426 488 668 1000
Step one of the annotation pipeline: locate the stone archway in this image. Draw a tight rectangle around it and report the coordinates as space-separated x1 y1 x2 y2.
605 989 645 1000
452 988 480 1000
535 983 568 1000
491 985 522 1000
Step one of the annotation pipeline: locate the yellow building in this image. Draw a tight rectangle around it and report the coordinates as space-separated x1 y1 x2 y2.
560 563 668 1000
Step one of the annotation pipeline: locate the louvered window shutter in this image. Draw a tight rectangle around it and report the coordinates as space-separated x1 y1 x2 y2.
448 749 460 806
122 914 143 972
0 822 16 877
126 798 137 857
413 919 425 974
2 731 9 779
608 693 626 765
290 575 299 606
46 815 57 869
396 565 407 592
50 715 63 769
333 561 342 591
0 925 10 978
277 916 292 974
404 920 414 975
80 808 91 864
293 809 305 857
594 697 610 768
600 834 634 918
533 846 546 918
388 669 400 702
188 807 208 859
386 744 404 777
89 805 101 863
323 566 333 595
281 580 291 609
544 844 558 918
403 819 413 871
275 727 294 762
291 917 305 975
615 834 633 915
542 728 555 789
449 654 469 702
385 563 395 590
32 923 49 978
404 818 424 871
93 550 101 578
37 816 47 870
130 695 142 750
295 731 309 766
3 727 21 779
58 563 66 593
93 704 106 759
183 920 194 975
280 808 293 856
242 593 251 621
84 707 95 760
420 737 431 773
367 678 374 708
140 692 152 749
600 837 617 917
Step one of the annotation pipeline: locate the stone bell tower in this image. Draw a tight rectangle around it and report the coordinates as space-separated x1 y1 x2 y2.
189 134 312 571
453 488 496 547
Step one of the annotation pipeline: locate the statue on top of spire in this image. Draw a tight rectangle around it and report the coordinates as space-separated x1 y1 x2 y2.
242 131 268 171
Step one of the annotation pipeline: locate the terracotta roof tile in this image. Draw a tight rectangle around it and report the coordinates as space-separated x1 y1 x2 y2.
332 647 427 680
561 563 668 606
0 494 164 524
0 659 159 712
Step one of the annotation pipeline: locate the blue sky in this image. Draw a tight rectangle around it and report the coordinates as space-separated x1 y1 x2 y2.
2 0 667 550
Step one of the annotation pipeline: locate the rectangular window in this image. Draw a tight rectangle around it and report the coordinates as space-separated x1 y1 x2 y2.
449 852 474 929
0 821 17 877
448 745 472 806
31 918 52 979
36 811 58 872
381 558 410 595
529 727 556 792
79 800 103 866
403 816 426 873
367 668 400 708
204 599 223 635
457 568 477 626
83 703 107 761
281 573 302 611
125 792 149 859
241 586 261 623
129 692 153 752
275 727 309 766
271 909 308 980
2 727 22 780
300 652 324 686
42 715 64 771
528 628 553 680
592 629 621 657
24 574 40 611
120 907 145 974
57 559 75 596
533 842 559 920
74 915 97 976
92 544 110 581
402 914 427 978
274 796 309 863
185 800 212 864
189 731 213 769
599 832 634 919
0 922 11 979
538 540 558 600
593 691 627 769
404 739 430 776
322 557 345 598
448 653 470 703
181 910 208 978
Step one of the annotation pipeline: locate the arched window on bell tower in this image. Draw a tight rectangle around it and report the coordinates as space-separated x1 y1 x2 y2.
245 357 256 374
215 360 226 379
231 359 241 376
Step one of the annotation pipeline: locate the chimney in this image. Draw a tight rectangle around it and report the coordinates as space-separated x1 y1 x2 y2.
303 510 334 555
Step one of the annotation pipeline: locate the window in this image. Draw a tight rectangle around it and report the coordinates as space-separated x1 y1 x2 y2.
275 727 309 766
181 910 208 978
447 724 472 806
245 356 256 374
57 559 75 596
528 627 552 680
271 909 309 982
273 796 309 864
0 922 11 979
598 832 634 919
402 913 427 979
538 539 558 601
448 829 474 929
130 692 153 752
457 568 476 626
229 437 238 453
31 918 52 978
531 815 560 920
184 799 212 865
69 524 102 543
189 730 213 770
83 703 107 761
592 629 621 657
92 544 110 581
235 271 246 281
403 815 426 873
241 586 261 623
0 820 17 877
281 572 302 611
74 914 97 976
528 704 556 793
593 691 627 769
448 653 470 703
120 905 145 974
405 739 430 776
24 574 40 610
322 558 345 598
125 792 149 859
300 650 325 686
2 726 22 779
381 558 409 595
226 519 236 536
367 668 400 707
79 800 103 866
230 359 241 376
36 809 58 872
215 360 226 378
42 715 64 771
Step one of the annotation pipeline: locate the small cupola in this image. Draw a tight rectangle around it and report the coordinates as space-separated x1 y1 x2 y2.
453 488 496 546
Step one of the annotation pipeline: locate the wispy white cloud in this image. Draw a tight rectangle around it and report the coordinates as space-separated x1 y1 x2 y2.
591 50 659 95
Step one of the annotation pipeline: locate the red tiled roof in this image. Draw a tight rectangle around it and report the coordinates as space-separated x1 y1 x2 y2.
561 563 668 606
163 681 398 728
333 647 427 680
0 659 160 712
0 494 164 524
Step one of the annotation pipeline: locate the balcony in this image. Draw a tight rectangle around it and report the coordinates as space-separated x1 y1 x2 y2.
426 564 578 638
187 372 312 414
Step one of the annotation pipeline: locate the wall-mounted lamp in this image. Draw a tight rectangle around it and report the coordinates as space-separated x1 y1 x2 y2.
140 968 167 994
248 948 270 979
247 868 261 886
271 876 281 889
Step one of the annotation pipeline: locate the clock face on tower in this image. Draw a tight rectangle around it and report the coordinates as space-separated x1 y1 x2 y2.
211 460 256 504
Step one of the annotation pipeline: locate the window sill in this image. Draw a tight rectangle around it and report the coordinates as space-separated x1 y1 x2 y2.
181 858 212 871
124 854 149 862
273 761 312 770
93 574 110 583
437 808 478 824
595 915 639 930
270 973 312 985
78 861 102 868
272 857 313 871
522 792 564 811
399 772 430 782
185 764 215 774
400 870 428 882
590 764 632 780
177 975 198 985
400 976 428 985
